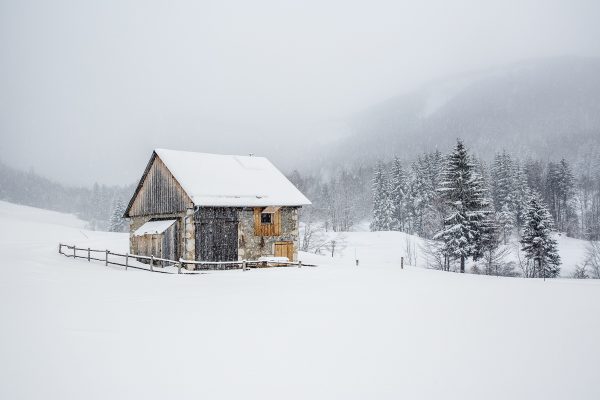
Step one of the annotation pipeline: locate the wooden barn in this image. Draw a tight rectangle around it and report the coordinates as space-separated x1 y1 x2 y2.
123 149 311 269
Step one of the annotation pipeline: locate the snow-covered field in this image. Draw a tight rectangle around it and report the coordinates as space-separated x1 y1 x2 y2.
1 200 599 399
316 221 590 277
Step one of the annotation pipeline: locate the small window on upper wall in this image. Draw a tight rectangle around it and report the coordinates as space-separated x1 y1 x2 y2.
261 212 273 224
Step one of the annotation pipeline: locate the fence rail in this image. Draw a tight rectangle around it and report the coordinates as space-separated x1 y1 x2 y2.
58 243 314 274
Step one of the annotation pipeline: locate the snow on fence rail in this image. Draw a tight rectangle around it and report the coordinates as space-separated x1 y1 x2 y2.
57 243 314 274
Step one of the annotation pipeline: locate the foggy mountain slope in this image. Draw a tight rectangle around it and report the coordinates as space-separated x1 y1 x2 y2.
330 57 600 164
0 161 134 230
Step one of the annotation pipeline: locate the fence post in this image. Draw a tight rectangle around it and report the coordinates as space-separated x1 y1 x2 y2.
125 253 129 270
87 247 90 262
151 255 154 272
105 250 109 266
58 243 62 255
178 262 182 274
401 257 404 269
73 246 76 259
242 260 247 271
298 261 302 268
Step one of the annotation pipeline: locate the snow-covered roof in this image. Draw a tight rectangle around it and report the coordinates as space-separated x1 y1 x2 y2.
134 219 177 236
154 149 311 207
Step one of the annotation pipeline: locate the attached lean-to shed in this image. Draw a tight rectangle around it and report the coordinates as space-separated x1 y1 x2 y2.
131 219 179 262
123 149 311 269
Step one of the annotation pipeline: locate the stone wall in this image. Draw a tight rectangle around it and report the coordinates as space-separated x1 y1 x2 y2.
237 207 300 261
183 208 195 264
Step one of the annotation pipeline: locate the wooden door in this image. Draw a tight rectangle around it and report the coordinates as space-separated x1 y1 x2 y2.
274 242 294 262
196 207 239 262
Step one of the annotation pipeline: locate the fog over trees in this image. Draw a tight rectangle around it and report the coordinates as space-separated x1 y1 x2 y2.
289 136 600 276
0 161 134 231
294 141 599 240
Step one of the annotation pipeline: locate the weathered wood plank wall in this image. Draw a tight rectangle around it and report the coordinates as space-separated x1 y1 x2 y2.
131 234 161 261
128 155 192 217
131 221 179 262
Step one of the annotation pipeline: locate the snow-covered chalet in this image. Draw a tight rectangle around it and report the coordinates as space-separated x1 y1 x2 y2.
124 149 311 268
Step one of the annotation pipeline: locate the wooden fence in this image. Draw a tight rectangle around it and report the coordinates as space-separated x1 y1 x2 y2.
58 243 313 274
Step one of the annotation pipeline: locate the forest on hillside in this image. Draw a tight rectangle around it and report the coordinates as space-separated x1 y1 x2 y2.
0 161 134 232
294 144 600 239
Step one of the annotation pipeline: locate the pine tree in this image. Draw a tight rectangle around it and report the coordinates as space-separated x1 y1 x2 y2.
381 169 395 230
557 159 577 235
410 158 430 236
491 151 515 212
435 139 490 273
389 157 408 231
403 176 417 235
370 162 394 231
497 203 515 244
109 199 127 232
520 193 561 278
513 161 530 233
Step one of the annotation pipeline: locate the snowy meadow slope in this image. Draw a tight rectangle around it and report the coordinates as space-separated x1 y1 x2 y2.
1 201 599 400
310 221 589 278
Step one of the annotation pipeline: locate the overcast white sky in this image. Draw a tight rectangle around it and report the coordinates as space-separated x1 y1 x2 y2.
1 0 599 185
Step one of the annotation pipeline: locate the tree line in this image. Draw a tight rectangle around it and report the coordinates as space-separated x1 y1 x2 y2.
369 139 600 277
0 161 133 232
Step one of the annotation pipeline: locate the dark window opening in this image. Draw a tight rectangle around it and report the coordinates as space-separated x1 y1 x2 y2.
261 213 273 224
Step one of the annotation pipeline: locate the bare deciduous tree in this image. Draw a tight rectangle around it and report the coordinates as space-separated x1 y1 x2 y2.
585 241 600 278
404 235 417 266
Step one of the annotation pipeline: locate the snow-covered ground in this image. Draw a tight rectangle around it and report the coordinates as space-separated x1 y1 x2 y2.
1 200 599 399
314 221 590 277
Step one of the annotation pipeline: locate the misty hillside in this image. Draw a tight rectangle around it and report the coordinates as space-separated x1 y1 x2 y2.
333 57 600 164
0 161 134 230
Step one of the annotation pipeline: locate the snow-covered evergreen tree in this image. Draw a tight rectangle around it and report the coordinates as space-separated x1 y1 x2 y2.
420 151 446 238
545 159 577 235
512 161 530 233
109 199 127 232
491 151 515 212
389 157 408 231
520 193 561 278
409 159 427 236
497 203 515 244
370 162 394 231
435 139 489 273
403 176 417 235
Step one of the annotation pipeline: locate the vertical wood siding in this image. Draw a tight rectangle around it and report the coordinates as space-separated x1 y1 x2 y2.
131 221 180 262
128 156 192 217
274 241 294 261
253 208 281 236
